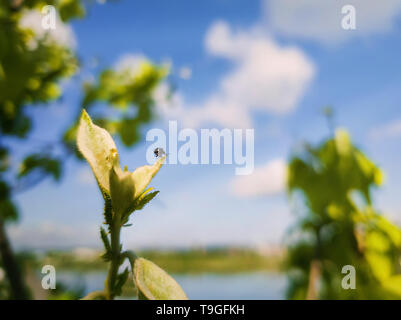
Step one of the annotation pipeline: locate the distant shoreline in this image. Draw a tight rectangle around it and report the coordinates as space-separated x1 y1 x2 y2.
32 247 285 274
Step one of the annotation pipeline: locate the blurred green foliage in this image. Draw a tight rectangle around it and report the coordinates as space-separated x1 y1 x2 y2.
0 0 82 226
64 60 168 152
0 0 168 299
0 0 81 138
18 153 61 180
47 282 85 300
286 129 401 299
0 0 168 222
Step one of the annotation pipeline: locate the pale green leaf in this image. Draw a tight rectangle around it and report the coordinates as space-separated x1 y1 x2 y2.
109 157 165 217
335 128 352 156
109 167 136 217
381 275 401 298
134 258 188 300
77 109 119 193
131 156 165 199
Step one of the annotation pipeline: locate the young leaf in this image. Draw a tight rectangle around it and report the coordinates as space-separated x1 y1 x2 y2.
101 252 112 262
135 191 159 211
134 258 188 300
18 154 61 181
100 227 111 253
120 190 159 225
109 156 165 218
77 110 166 225
130 157 165 199
109 166 136 218
102 191 113 228
114 267 130 297
77 109 118 194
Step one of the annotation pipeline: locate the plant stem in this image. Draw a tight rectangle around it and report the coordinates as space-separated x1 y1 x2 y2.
104 220 121 300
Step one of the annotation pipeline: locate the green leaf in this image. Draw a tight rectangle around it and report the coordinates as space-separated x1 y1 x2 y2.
0 181 10 201
18 154 61 181
0 147 9 172
0 199 18 222
135 190 159 211
100 227 111 253
0 182 17 221
109 157 165 218
130 157 165 200
102 191 113 228
77 110 165 222
114 267 130 297
381 276 401 298
58 0 86 22
109 166 137 218
286 128 401 299
334 129 352 156
119 118 140 146
77 109 118 194
100 252 112 262
134 258 188 300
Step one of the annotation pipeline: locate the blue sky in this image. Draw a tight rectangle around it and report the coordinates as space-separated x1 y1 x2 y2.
9 0 401 250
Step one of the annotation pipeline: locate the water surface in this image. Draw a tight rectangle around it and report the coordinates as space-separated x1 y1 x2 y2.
57 271 287 299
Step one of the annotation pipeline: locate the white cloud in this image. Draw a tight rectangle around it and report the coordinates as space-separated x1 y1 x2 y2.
266 0 401 44
156 21 315 129
182 96 253 129
206 22 315 113
231 158 288 197
152 82 185 117
19 9 76 49
113 53 151 75
370 119 401 140
178 66 192 80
